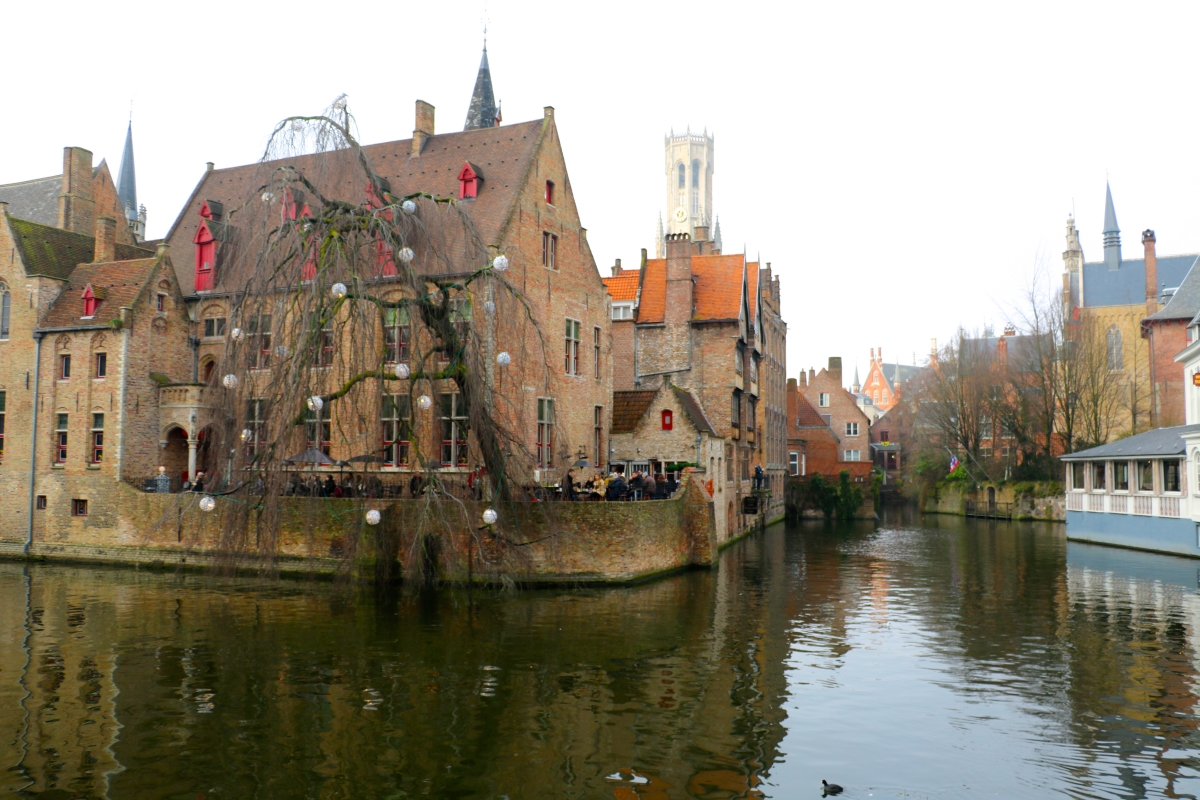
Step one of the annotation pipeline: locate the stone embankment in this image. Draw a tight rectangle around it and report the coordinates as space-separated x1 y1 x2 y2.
922 482 1064 522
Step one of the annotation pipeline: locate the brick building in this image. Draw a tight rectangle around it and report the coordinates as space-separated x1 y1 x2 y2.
1143 250 1200 428
797 358 873 483
858 347 930 414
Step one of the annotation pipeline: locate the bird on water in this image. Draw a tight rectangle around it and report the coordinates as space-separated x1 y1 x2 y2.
822 779 844 796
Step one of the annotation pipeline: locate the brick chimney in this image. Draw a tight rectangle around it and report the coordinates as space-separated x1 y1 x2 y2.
828 356 843 386
996 336 1008 367
412 100 435 156
58 146 96 234
930 338 938 367
664 233 693 325
809 367 816 383
798 371 807 387
94 216 116 263
1144 229 1158 313
611 258 622 278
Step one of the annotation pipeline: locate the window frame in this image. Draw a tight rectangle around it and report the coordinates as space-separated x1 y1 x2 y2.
818 392 830 408
594 406 603 467
71 498 88 517
203 316 227 339
55 413 68 463
91 413 104 464
611 303 634 321
0 390 5 462
537 397 555 469
245 399 267 462
545 180 555 205
0 287 9 340
845 422 859 437
382 394 412 468
789 451 799 476
60 354 71 380
439 393 470 467
248 315 272 370
1135 459 1154 493
306 404 332 457
1091 460 1106 492
384 306 412 365
1164 459 1182 494
593 326 601 381
94 352 107 379
564 319 581 375
1114 460 1130 492
731 390 741 428
542 232 558 270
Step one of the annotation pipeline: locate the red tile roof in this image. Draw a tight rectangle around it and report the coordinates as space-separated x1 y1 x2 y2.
637 258 667 323
794 392 829 427
692 254 745 322
40 258 159 329
602 268 639 302
746 261 760 321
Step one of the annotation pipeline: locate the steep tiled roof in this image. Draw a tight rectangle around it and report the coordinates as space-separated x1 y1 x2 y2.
602 268 639 302
611 390 657 433
1062 423 1200 461
166 119 547 295
637 258 667 323
40 258 158 329
746 261 759 321
670 385 718 435
0 175 60 227
692 254 745 322
880 363 932 390
8 216 153 280
795 392 829 427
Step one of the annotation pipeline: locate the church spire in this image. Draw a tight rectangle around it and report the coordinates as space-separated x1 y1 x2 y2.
852 365 861 393
117 121 136 221
464 43 499 130
713 215 722 251
655 213 665 258
1103 181 1121 271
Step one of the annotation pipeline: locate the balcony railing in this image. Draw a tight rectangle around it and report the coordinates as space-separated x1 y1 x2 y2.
1133 496 1154 516
1067 491 1184 518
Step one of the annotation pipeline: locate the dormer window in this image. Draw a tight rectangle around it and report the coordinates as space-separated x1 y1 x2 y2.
545 181 555 205
458 163 481 200
194 220 216 292
82 286 98 318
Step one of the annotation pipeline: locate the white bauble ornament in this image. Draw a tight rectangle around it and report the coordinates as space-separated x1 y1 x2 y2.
307 396 324 412
482 508 498 525
331 282 347 299
397 247 415 263
394 363 410 379
230 327 245 342
497 351 511 367
222 374 239 389
417 395 432 411
365 509 381 526
401 200 417 214
199 496 216 512
492 255 509 272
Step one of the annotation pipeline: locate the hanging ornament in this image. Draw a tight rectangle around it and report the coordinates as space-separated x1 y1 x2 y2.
275 344 289 358
397 247 415 263
307 396 324 412
417 395 432 411
497 351 511 367
483 300 496 315
290 119 304 132
230 327 245 342
334 96 348 110
394 362 410 379
222 374 239 389
482 508 498 525
199 496 216 512
261 191 276 204
401 199 417 214
331 282 348 300
492 255 509 272
365 509 381 526
240 428 253 442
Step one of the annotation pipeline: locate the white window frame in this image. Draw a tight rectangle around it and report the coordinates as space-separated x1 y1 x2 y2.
844 449 861 462
565 319 581 375
611 303 634 321
818 392 830 408
845 422 859 436
789 451 799 476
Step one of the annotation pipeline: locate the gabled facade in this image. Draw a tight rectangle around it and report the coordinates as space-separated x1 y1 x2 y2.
859 347 930 414
800 358 872 475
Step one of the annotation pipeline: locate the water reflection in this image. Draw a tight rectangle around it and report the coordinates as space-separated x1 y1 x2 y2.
2 517 1200 798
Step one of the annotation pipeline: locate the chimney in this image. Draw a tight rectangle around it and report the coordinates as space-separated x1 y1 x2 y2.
809 367 816 383
930 338 938 367
996 336 1008 367
94 216 116 263
1144 229 1158 312
640 248 648 269
611 258 622 278
412 100 435 156
58 146 95 234
0 200 7 217
206 161 214 172
1003 323 1016 336
664 233 693 325
870 347 875 361
828 356 843 386
693 225 710 242
798 371 807 387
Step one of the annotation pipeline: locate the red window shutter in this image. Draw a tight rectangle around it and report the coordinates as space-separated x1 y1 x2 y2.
545 181 554 204
457 164 479 199
82 286 96 317
662 410 673 430
193 221 216 291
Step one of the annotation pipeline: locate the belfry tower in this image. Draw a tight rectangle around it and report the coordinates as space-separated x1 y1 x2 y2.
659 127 714 252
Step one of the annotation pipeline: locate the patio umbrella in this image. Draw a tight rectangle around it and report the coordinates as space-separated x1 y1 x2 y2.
284 448 335 465
348 453 386 464
573 457 591 468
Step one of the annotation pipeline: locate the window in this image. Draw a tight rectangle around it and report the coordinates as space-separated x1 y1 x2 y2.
564 319 581 375
818 392 830 408
726 444 733 481
789 451 799 476
594 327 601 381
245 400 267 461
879 430 890 443
55 413 68 463
750 356 758 384
440 299 472 363
692 159 701 190
203 316 226 338
306 404 332 457
312 321 335 367
612 304 633 321
0 391 5 461
439 393 469 466
1114 460 1130 491
537 398 555 468
735 343 744 375
677 163 686 189
91 413 104 463
0 287 10 339
545 180 555 204
36 496 46 510
382 394 412 467
1091 461 1105 491
748 398 757 432
594 406 603 466
155 294 166 313
1137 460 1154 492
662 409 673 430
845 422 859 437
801 452 807 476
82 286 98 318
94 352 107 379
882 390 890 404
844 449 861 461
1107 326 1124 371
194 220 216 291
71 499 88 517
60 354 71 380
458 163 480 199
248 315 272 369
1070 461 1085 490
384 307 411 364
731 391 741 428
542 232 558 270
1164 460 1182 493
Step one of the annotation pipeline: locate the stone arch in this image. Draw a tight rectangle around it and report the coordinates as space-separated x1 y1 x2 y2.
55 334 71 351
152 317 167 333
89 331 107 349
201 302 225 318
200 355 217 384
158 279 172 291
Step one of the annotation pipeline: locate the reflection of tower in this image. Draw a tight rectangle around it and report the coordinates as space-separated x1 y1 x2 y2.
664 127 714 238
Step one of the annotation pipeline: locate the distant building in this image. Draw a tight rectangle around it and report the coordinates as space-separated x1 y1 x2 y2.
796 359 873 483
859 347 930 414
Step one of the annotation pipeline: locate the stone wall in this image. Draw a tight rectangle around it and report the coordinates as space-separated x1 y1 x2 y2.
922 482 1065 522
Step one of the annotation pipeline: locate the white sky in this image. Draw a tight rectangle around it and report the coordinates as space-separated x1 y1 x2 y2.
5 0 1200 388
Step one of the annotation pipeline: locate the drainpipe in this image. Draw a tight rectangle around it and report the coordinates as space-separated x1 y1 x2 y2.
115 308 131 482
26 332 43 555
190 335 200 382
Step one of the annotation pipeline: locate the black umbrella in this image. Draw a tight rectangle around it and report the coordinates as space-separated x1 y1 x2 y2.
284 448 335 465
348 453 386 464
573 458 591 468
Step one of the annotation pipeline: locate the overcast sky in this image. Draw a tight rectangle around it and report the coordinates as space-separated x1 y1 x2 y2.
4 0 1199 387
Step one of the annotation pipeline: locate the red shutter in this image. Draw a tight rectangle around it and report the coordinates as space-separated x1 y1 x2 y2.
193 221 216 291
662 410 673 431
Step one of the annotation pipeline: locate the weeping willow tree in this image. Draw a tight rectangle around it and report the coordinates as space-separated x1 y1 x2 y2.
199 97 572 581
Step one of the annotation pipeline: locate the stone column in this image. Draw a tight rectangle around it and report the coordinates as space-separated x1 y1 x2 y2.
188 437 198 482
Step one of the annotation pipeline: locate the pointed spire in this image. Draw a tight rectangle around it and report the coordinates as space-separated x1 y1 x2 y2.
655 213 665 258
713 216 723 251
1102 181 1121 271
117 121 137 221
464 43 498 130
852 365 861 393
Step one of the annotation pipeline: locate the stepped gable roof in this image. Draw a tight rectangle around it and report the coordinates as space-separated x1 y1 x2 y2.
165 118 546 295
692 254 746 321
670 385 718 435
1147 261 1200 322
0 175 61 227
1061 424 1200 461
611 390 658 434
602 268 639 302
40 257 159 329
7 216 152 280
1082 254 1199 308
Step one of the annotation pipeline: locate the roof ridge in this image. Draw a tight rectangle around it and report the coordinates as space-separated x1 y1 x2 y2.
0 174 61 189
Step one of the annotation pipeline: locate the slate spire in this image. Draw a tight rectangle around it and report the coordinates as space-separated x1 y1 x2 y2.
1102 181 1121 271
713 216 723 251
117 121 137 220
464 43 498 130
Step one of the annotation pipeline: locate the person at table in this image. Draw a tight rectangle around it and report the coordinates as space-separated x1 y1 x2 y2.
561 468 578 501
643 471 657 500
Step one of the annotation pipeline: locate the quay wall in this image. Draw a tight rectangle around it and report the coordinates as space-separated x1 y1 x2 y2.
0 477 721 584
922 483 1065 522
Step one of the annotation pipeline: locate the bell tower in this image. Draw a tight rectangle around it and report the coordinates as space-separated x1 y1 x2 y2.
664 127 714 237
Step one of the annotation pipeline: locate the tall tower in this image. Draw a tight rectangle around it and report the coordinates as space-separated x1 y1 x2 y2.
1103 181 1121 271
664 127 714 236
116 121 146 242
1063 214 1084 310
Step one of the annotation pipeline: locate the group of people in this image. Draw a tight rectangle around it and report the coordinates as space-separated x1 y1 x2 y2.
559 468 675 501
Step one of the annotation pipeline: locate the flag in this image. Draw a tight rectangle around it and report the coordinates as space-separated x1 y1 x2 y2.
949 456 960 473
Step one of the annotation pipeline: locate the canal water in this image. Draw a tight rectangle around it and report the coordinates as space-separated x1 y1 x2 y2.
3 515 1200 799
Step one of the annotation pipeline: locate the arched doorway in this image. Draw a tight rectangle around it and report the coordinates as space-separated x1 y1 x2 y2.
163 426 189 486
201 358 216 384
987 486 996 512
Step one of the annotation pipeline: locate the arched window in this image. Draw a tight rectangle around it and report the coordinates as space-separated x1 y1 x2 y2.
692 159 700 190
0 284 9 340
1107 326 1124 371
677 163 685 189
